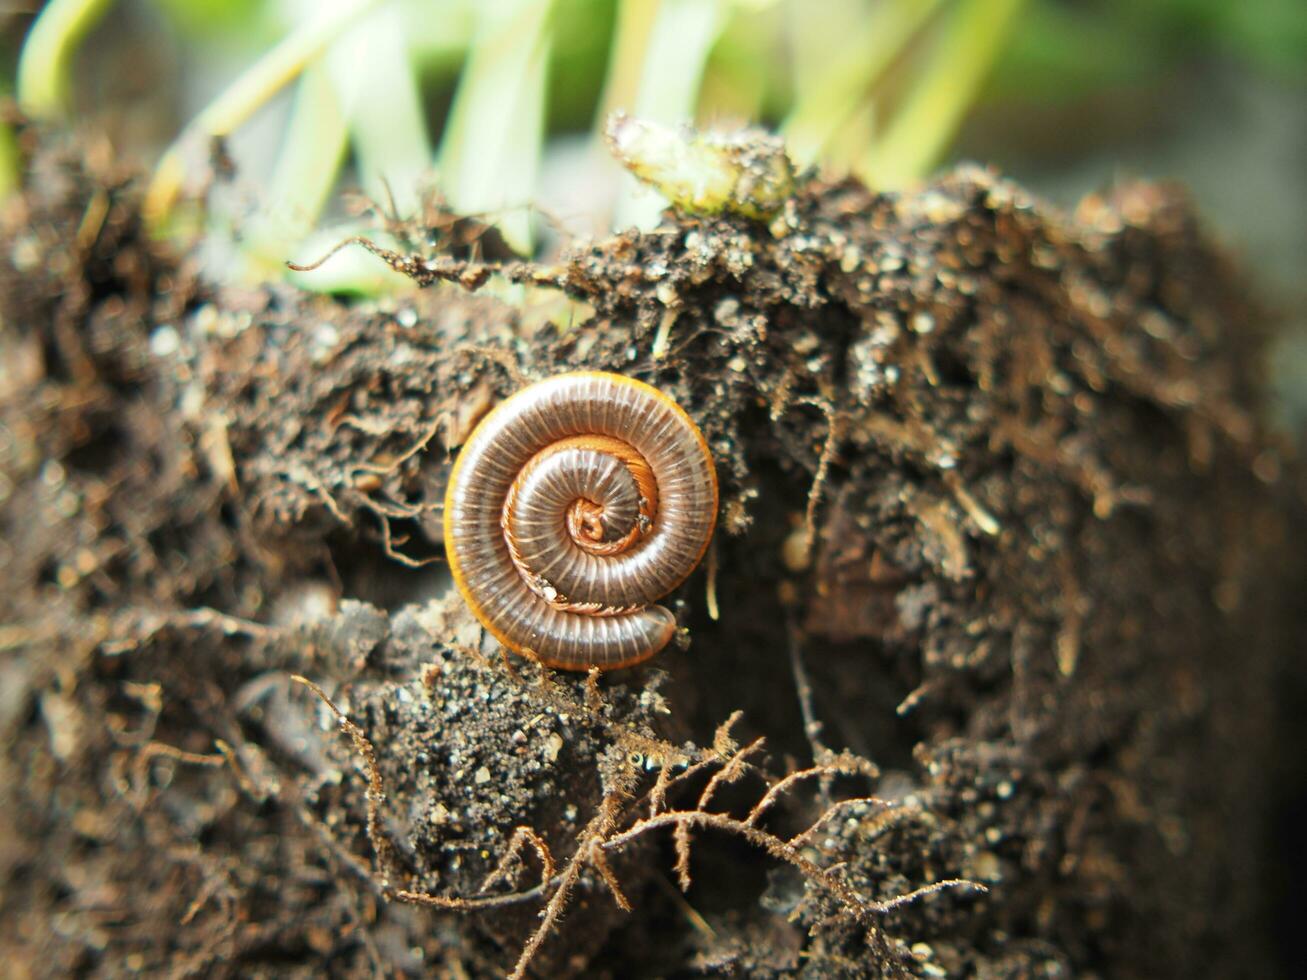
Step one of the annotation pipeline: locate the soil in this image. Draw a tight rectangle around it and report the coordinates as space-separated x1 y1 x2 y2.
0 129 1303 978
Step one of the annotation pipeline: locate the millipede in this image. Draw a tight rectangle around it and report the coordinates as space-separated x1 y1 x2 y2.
443 371 718 670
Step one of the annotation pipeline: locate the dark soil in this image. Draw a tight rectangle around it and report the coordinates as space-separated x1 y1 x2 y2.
1 131 1302 978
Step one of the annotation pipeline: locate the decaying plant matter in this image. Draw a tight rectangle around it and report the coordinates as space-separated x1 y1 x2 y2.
0 128 1301 978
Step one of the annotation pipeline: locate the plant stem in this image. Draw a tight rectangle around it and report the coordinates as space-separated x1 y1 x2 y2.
782 0 945 168
0 119 17 200
859 0 1030 188
239 62 349 281
143 0 385 229
16 0 114 119
438 0 556 254
325 3 431 216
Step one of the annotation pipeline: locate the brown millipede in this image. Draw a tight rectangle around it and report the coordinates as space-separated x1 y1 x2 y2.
443 371 718 670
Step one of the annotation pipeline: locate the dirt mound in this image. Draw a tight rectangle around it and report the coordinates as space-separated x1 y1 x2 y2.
0 135 1300 977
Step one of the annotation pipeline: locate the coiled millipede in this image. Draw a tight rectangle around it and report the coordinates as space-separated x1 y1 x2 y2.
443 371 718 670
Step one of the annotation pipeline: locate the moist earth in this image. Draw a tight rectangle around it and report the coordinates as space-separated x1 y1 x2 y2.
0 132 1302 978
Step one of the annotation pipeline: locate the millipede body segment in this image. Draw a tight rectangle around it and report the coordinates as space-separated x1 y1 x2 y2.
443 372 718 670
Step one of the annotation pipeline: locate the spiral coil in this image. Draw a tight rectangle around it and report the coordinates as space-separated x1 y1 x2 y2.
444 372 718 670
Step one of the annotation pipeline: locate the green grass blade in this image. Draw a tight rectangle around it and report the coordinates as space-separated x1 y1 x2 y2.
782 0 945 168
0 118 17 201
326 3 431 216
144 0 386 228
596 0 661 120
859 0 1030 187
438 0 556 255
240 62 350 281
16 0 115 119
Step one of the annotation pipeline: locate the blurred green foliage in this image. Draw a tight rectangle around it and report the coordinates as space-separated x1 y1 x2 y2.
4 0 1302 283
545 0 617 131
121 0 1304 126
149 0 270 41
994 0 1307 100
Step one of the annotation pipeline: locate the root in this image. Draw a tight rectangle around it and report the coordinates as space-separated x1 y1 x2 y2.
287 235 496 292
297 662 984 979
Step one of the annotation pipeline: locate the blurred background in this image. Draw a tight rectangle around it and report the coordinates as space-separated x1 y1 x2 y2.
0 0 1304 405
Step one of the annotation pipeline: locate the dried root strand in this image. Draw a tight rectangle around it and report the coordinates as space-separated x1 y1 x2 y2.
509 788 632 980
748 749 882 830
297 674 563 912
673 735 767 890
301 649 982 980
798 395 844 568
478 826 557 895
292 675 396 888
130 740 225 807
644 711 753 820
588 844 632 913
603 808 985 919
502 654 692 771
286 235 496 292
